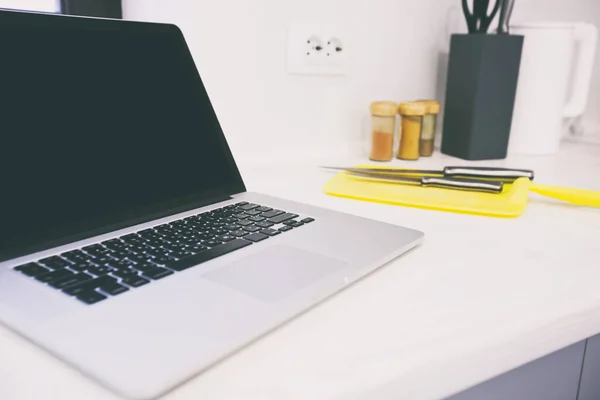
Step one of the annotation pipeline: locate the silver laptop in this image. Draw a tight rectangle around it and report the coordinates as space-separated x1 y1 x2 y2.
0 10 423 400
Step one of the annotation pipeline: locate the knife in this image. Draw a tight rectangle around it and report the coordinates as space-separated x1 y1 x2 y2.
497 0 516 34
344 171 504 194
322 166 534 183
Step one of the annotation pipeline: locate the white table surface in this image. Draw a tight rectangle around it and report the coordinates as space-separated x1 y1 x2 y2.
2 141 600 400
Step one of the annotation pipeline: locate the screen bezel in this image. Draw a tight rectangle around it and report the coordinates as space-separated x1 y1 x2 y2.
0 11 246 262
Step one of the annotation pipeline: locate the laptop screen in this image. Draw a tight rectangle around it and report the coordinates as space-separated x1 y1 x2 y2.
0 11 245 262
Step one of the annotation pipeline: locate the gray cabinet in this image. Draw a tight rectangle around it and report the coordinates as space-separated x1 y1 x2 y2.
579 335 600 400
446 341 586 400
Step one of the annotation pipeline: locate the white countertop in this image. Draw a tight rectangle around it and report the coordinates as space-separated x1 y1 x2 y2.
2 141 600 400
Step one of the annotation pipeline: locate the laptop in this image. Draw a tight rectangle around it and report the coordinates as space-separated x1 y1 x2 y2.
0 10 423 400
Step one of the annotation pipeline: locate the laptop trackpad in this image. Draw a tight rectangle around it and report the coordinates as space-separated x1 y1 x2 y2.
202 245 348 303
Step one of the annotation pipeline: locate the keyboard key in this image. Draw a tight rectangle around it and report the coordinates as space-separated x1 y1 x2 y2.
242 225 261 233
70 262 93 272
235 213 251 220
279 226 293 232
235 201 249 206
61 250 87 262
217 235 236 242
39 256 70 270
76 291 107 305
196 234 215 241
153 254 178 265
99 282 129 296
63 276 117 296
301 218 315 224
260 229 281 237
170 250 191 259
256 206 272 212
103 238 123 246
133 262 158 272
167 239 253 272
122 276 150 288
224 223 240 230
245 210 262 216
256 221 275 228
238 203 259 211
190 244 209 253
261 210 284 218
107 259 135 269
268 213 299 224
249 216 266 222
203 240 223 247
236 219 254 227
141 267 173 280
230 230 248 237
83 244 109 254
49 273 93 289
110 249 133 259
127 254 152 264
87 266 113 276
283 220 298 226
243 233 269 242
290 221 304 228
91 256 115 266
111 270 139 280
35 269 74 283
14 263 50 277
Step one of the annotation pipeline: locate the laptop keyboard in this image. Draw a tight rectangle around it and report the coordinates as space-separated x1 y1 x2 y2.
12 202 315 305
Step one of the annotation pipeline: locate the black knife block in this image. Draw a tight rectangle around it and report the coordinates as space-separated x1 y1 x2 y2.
441 34 524 160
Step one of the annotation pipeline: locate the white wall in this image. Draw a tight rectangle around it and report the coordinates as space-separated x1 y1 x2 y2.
123 0 600 161
0 0 59 12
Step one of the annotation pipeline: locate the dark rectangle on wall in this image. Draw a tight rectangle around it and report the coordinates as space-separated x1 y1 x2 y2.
60 0 122 19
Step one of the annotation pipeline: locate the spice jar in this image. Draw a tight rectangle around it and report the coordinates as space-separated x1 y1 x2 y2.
369 101 398 162
397 102 426 161
417 100 441 157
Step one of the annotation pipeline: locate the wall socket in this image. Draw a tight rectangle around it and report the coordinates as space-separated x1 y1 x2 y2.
287 23 348 75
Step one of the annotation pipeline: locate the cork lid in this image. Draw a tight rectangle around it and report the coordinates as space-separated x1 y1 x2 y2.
417 100 441 114
398 102 427 116
370 101 399 117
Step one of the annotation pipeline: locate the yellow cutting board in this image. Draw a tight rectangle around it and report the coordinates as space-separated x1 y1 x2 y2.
323 166 532 218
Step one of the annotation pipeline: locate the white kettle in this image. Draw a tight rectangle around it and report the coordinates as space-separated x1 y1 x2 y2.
508 22 598 155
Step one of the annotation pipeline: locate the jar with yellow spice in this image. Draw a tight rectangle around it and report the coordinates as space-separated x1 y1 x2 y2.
417 100 441 157
369 101 398 162
397 102 426 161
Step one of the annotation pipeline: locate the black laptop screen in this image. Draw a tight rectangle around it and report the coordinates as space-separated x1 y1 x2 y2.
0 12 245 261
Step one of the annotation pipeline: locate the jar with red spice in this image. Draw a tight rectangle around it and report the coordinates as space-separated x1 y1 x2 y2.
369 101 398 162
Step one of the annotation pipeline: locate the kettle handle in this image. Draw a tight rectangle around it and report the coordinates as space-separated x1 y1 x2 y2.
564 23 598 118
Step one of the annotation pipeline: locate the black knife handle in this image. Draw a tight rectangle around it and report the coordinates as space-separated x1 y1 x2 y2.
421 177 504 194
497 0 511 34
443 167 534 182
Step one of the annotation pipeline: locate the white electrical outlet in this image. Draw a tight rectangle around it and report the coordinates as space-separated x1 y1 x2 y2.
287 23 348 75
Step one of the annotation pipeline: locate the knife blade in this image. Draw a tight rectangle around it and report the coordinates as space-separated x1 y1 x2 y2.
344 171 504 194
322 166 534 182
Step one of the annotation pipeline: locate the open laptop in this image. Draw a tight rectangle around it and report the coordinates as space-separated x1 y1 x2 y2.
0 10 423 400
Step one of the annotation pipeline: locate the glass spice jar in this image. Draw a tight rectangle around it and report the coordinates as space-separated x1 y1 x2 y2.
397 102 426 161
369 101 398 162
417 100 441 157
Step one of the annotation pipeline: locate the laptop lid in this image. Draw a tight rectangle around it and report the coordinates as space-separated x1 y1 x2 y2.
0 11 245 262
